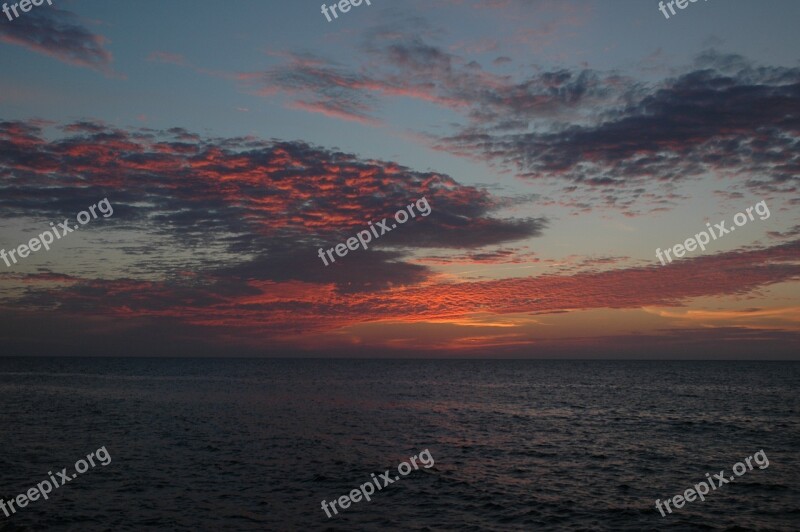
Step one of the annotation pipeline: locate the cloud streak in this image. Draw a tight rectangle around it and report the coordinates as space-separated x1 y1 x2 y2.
0 7 113 72
250 35 799 215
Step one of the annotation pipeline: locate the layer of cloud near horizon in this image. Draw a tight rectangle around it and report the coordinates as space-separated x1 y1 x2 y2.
1 120 798 356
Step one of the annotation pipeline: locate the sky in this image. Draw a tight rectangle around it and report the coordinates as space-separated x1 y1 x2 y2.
0 0 799 357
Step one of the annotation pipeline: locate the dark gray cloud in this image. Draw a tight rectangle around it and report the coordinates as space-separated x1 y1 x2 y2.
0 7 113 71
251 36 799 215
0 120 546 292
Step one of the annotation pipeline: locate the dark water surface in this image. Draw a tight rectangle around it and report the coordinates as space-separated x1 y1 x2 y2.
0 359 797 531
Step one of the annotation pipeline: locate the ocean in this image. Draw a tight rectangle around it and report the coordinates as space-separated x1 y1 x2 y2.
0 358 797 530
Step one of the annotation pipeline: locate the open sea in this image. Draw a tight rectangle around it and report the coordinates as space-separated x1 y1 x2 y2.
0 358 798 531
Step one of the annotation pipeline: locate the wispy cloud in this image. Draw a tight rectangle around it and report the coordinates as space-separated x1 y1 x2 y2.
250 33 799 216
0 7 113 73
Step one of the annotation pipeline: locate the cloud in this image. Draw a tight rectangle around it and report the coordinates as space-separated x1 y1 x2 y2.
464 326 800 359
250 37 799 215
5 237 798 355
432 49 800 213
1 112 795 355
442 53 800 199
0 119 545 292
249 27 627 129
0 7 113 72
